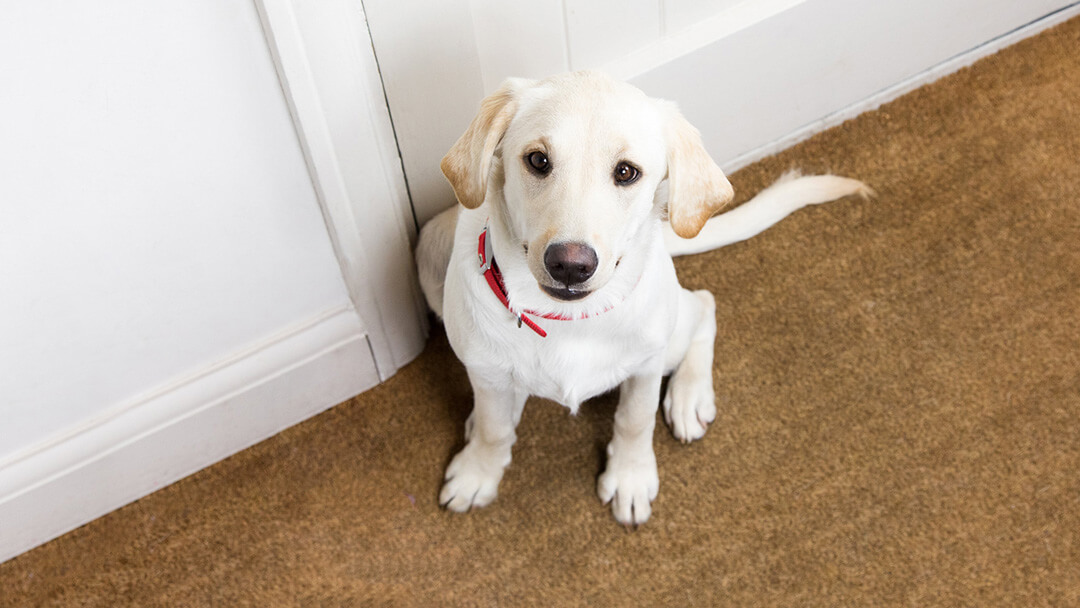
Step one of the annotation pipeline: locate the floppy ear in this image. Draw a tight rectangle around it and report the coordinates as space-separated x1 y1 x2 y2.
440 79 529 209
663 103 735 238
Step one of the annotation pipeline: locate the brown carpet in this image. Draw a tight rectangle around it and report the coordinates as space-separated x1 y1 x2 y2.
4 18 1080 607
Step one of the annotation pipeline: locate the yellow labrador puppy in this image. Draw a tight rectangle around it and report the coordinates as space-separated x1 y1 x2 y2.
416 71 869 525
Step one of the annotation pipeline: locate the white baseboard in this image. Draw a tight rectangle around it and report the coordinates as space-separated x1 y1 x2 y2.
0 307 379 564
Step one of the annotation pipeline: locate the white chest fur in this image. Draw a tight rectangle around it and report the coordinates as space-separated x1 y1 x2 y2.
502 313 665 412
442 216 679 412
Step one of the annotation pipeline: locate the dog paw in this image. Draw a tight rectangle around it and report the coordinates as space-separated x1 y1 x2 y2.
662 367 716 443
439 444 507 512
597 454 659 526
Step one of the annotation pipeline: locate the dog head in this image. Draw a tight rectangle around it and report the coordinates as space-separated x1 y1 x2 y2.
442 71 733 309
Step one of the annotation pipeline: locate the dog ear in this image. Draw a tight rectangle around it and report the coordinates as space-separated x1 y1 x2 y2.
441 79 530 209
663 102 734 238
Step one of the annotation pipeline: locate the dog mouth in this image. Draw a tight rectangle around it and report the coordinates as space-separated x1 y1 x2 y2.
541 285 592 301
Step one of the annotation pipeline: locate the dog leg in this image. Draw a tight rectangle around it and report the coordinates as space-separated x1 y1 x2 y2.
440 371 526 512
662 289 717 442
415 205 459 319
597 367 663 525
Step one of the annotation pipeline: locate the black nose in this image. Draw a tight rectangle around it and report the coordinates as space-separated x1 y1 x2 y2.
544 242 598 287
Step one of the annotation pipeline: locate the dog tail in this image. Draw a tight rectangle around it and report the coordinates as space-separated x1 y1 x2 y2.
663 170 874 257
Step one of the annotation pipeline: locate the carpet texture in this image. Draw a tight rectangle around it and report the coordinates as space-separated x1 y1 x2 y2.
3 17 1079 607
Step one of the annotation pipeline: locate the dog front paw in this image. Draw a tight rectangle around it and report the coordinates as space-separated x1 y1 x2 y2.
662 366 716 443
439 443 508 512
597 454 659 526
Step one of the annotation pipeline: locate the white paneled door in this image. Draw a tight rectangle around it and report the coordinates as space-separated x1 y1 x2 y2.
364 0 1080 225
0 0 426 564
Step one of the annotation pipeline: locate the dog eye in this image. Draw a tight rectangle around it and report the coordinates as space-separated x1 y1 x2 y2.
614 162 640 185
526 151 551 175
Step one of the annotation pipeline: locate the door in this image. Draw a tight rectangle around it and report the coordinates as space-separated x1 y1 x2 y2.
0 0 427 563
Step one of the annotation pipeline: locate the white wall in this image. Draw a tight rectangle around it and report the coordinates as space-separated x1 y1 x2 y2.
0 0 408 562
363 0 489 231
367 0 1079 225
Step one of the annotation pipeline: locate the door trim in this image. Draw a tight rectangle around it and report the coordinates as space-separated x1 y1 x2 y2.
256 0 428 381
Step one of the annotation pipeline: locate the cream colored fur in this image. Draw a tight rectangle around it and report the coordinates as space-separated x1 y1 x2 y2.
416 71 870 525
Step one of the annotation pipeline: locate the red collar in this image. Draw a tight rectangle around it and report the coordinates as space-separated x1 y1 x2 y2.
478 226 611 337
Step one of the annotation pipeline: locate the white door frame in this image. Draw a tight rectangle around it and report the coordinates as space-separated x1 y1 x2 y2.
256 0 428 381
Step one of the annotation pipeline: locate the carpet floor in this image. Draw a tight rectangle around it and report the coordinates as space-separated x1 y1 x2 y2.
3 16 1079 608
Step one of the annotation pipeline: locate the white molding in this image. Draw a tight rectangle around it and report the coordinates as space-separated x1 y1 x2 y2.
719 1 1080 175
602 0 806 81
0 307 378 564
255 0 428 381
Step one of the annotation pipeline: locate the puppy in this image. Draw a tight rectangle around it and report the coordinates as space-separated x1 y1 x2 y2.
416 71 870 525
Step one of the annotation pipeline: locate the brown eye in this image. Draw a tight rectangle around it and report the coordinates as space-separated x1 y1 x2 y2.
614 161 640 184
526 151 551 175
